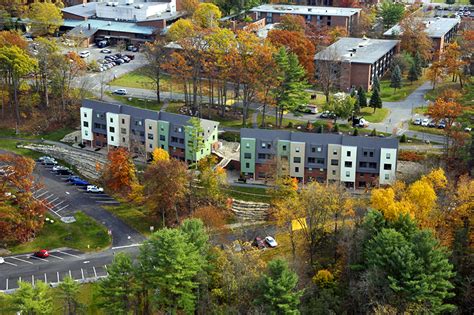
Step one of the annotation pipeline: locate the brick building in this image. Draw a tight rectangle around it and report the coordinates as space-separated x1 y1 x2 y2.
249 4 361 35
314 37 400 92
240 128 398 188
383 17 460 60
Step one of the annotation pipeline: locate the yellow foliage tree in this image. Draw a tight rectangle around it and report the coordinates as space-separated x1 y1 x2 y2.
313 269 334 288
151 148 170 164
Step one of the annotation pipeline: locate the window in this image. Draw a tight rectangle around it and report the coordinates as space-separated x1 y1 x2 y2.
85 130 89 136
140 131 145 137
293 157 301 163
83 121 89 127
268 144 271 149
244 153 251 159
282 145 287 151
331 159 338 166
332 170 336 175
178 127 182 133
308 157 316 163
94 123 101 129
311 147 316 153
346 151 351 157
109 127 115 133
363 151 368 157
333 150 337 155
121 128 126 134
245 163 250 168
161 145 164 149
346 171 350 177
122 137 125 142
370 151 374 157
316 158 324 164
246 143 250 148
122 119 125 124
317 147 322 152
345 161 352 168
359 162 368 168
149 144 153 149
110 117 113 123
138 121 142 126
147 133 154 140
386 153 391 159
213 135 215 140
369 162 377 169
384 163 392 170
171 136 178 143
160 125 164 131
385 174 390 180
148 125 152 130
96 113 101 118
261 143 266 148
83 112 87 118
295 147 300 153
111 136 114 142
295 167 299 173
258 153 266 159
160 135 165 141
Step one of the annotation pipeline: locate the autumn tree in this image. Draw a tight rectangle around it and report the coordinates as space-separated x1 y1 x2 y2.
143 39 168 103
315 46 342 103
440 42 467 88
277 14 306 33
102 147 140 198
325 92 356 124
427 61 446 90
193 205 227 230
267 29 316 79
197 155 227 204
151 147 170 163
0 153 46 244
143 158 189 226
398 14 433 62
181 0 199 14
35 37 60 109
28 2 63 36
193 3 221 28
167 18 197 42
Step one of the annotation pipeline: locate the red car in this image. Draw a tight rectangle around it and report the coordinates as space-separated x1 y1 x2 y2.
33 249 49 258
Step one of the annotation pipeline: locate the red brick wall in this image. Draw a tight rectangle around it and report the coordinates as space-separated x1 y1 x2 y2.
305 168 327 183
62 12 87 20
355 172 378 188
350 63 371 91
137 19 166 29
93 133 107 147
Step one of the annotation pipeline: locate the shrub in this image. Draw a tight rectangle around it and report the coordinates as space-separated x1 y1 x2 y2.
400 134 407 143
333 124 339 133
287 122 294 128
352 128 359 136
398 150 425 162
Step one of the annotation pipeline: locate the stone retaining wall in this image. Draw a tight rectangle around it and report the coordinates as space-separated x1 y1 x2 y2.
231 199 270 221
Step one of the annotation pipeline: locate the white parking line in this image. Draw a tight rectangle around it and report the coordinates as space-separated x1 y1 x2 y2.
3 260 17 266
93 266 97 278
36 191 49 198
49 197 59 203
57 251 81 259
30 256 49 262
34 188 44 195
56 204 69 213
9 257 34 265
53 200 65 207
44 194 55 200
48 254 64 260
5 278 8 290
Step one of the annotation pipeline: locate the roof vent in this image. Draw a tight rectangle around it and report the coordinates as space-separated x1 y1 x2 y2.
362 35 368 40
308 8 312 12
108 21 112 25
125 0 134 4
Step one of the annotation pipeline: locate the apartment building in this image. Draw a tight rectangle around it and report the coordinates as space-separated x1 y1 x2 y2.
314 37 400 91
249 4 361 34
384 17 460 60
80 100 219 162
240 129 398 188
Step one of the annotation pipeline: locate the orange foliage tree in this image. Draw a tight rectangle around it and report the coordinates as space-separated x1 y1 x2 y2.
102 147 140 198
0 153 47 244
267 29 316 79
278 14 306 33
192 205 227 230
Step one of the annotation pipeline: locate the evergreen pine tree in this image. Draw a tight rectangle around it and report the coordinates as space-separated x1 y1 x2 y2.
414 52 423 77
10 281 53 315
408 62 419 83
390 65 402 91
372 75 380 91
353 128 359 136
57 276 83 315
358 87 367 108
256 259 303 314
369 88 382 113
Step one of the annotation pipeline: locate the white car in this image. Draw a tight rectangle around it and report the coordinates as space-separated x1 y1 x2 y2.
358 118 369 128
421 118 429 127
79 51 90 58
113 89 127 95
100 48 112 54
87 185 104 193
264 236 278 248
0 257 4 264
414 118 422 125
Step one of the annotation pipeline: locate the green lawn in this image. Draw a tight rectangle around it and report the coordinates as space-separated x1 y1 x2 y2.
107 93 163 111
408 124 445 136
9 212 111 254
0 139 42 159
360 107 390 123
224 185 271 203
104 204 158 237
378 76 427 102
0 127 75 142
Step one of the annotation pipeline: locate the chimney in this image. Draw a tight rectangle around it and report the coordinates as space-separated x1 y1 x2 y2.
88 23 91 30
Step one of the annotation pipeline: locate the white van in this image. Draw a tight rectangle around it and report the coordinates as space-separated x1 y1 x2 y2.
79 51 90 58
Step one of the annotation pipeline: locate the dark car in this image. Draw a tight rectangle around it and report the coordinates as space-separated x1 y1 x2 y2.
125 54 135 60
57 168 73 175
33 249 49 258
71 178 89 186
66 175 81 182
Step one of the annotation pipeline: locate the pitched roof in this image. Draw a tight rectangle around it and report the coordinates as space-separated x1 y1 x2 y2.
383 17 460 38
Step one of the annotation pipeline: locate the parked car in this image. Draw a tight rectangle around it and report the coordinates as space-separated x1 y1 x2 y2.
320 110 335 119
113 88 127 95
115 58 125 65
37 156 50 162
438 121 446 129
465 127 472 132
79 51 90 58
71 178 89 186
97 40 109 48
421 118 429 127
33 249 49 258
125 54 135 60
413 118 422 125
57 168 73 175
265 236 278 248
87 185 104 193
42 157 57 166
358 118 369 128
100 48 112 54
252 237 267 249
66 175 81 182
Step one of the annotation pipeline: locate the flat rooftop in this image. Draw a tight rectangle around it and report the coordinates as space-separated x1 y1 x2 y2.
250 4 361 17
383 17 460 38
314 37 400 64
64 19 156 35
